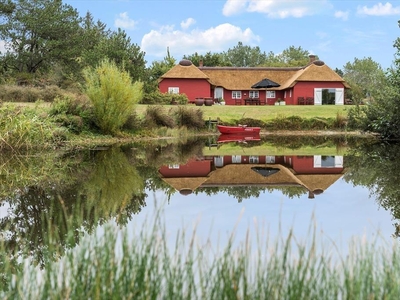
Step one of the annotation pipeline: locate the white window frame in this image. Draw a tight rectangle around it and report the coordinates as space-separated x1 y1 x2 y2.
232 91 242 99
267 91 276 98
249 91 259 98
314 156 343 168
168 164 180 169
266 156 275 164
232 155 242 163
168 87 179 94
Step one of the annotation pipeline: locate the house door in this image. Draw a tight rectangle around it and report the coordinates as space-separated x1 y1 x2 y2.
314 88 322 105
214 87 223 100
335 88 344 104
314 88 344 105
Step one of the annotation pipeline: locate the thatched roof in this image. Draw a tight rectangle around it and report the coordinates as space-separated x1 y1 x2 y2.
200 67 300 91
160 60 349 90
160 60 209 80
296 173 345 193
160 164 346 196
202 164 304 186
161 177 210 192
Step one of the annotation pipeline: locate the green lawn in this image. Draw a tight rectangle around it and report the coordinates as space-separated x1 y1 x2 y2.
135 104 353 122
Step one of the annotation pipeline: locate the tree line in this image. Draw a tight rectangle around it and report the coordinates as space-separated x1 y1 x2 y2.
0 0 386 98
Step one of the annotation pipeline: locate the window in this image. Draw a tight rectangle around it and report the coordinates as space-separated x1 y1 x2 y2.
168 164 180 169
249 156 259 163
232 155 242 163
249 91 259 98
267 91 276 98
313 155 344 168
168 87 179 94
266 156 275 163
232 91 242 99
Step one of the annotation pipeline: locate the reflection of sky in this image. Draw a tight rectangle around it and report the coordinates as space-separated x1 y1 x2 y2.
128 177 395 256
0 202 10 218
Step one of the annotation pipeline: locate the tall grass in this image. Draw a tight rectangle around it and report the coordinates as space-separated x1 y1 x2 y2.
1 207 400 299
0 104 64 150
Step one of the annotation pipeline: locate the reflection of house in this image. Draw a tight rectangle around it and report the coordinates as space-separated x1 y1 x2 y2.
158 55 350 106
158 155 345 198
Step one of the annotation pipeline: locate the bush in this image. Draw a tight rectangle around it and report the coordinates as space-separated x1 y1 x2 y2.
49 95 96 134
0 85 65 103
83 60 143 135
144 105 175 128
172 106 205 130
141 91 188 105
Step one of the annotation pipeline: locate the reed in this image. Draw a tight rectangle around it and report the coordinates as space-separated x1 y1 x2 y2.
0 104 62 150
1 207 399 299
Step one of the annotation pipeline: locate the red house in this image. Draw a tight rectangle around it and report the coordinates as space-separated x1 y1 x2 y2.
158 154 345 198
158 55 350 106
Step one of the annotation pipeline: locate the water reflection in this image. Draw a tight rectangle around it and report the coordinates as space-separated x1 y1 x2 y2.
0 135 399 274
159 154 345 200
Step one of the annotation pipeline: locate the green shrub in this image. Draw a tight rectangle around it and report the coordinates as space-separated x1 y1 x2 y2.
235 118 265 128
83 60 143 135
0 84 65 103
144 105 176 128
141 91 188 105
172 106 205 130
49 95 96 133
122 112 142 131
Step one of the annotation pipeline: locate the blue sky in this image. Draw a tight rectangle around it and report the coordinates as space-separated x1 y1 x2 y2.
64 0 400 70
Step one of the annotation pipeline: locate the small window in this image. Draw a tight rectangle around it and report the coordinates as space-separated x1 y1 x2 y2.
168 164 180 169
266 156 275 163
232 91 242 99
249 156 259 163
267 91 276 98
232 155 241 163
249 91 259 98
168 87 179 94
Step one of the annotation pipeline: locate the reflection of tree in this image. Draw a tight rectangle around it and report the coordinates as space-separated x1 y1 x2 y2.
343 142 400 237
196 186 307 202
0 147 147 275
80 147 146 226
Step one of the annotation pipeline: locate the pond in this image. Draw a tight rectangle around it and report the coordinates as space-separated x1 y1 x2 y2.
1 134 399 269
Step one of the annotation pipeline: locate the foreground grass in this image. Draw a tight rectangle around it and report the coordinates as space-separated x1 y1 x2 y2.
1 209 399 299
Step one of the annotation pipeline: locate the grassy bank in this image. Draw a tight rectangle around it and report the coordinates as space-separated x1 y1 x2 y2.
0 102 362 150
1 209 399 299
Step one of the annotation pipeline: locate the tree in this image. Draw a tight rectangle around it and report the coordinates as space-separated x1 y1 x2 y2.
276 45 311 66
83 59 143 135
222 41 267 67
342 57 387 103
0 0 82 77
145 47 176 93
82 28 146 84
183 51 230 67
261 46 315 67
334 68 344 77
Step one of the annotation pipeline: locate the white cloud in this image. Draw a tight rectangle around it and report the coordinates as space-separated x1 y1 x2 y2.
357 2 400 16
114 12 138 29
180 18 196 30
222 0 331 18
141 23 260 59
222 0 247 16
334 10 349 21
